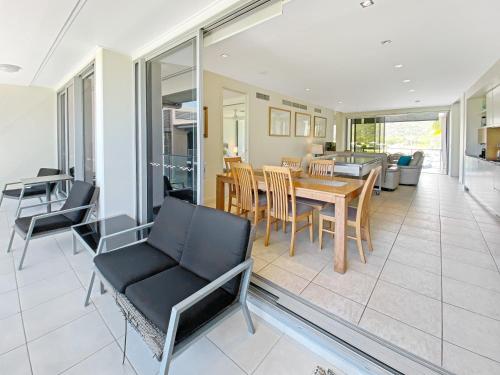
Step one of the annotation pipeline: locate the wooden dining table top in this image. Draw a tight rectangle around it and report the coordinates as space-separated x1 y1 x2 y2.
217 169 365 200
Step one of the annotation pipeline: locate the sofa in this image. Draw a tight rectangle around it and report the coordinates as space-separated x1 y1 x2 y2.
314 151 400 190
395 151 424 185
89 197 255 374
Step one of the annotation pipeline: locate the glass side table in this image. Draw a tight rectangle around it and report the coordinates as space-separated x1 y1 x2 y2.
71 214 140 256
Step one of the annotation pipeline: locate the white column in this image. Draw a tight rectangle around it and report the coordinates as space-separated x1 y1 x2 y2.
94 48 136 218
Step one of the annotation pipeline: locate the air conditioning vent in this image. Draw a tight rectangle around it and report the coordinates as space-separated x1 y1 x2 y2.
282 99 307 111
314 108 322 113
256 92 270 101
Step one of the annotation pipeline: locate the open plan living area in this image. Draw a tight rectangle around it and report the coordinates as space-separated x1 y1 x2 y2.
1 1 500 374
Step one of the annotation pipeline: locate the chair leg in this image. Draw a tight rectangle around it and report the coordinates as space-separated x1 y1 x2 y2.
290 221 296 256
6 227 15 253
282 220 286 233
84 271 96 306
72 233 78 255
274 219 278 231
365 226 374 251
264 215 271 246
0 192 4 208
308 214 313 242
319 216 324 250
18 236 31 270
355 227 366 263
122 316 128 364
241 302 255 334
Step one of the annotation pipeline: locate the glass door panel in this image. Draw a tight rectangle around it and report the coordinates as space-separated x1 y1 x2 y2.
82 73 96 185
146 39 198 218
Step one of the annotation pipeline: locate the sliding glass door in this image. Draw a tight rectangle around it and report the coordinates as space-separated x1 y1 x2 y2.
82 71 96 185
57 85 75 193
145 38 199 218
350 117 385 153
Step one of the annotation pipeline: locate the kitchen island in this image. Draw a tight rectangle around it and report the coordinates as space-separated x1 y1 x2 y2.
464 154 500 216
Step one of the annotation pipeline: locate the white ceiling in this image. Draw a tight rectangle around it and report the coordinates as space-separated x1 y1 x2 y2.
0 0 228 87
204 0 500 112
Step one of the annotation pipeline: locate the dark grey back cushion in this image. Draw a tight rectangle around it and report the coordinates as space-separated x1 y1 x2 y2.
61 181 95 223
147 197 196 262
38 168 61 193
180 205 251 295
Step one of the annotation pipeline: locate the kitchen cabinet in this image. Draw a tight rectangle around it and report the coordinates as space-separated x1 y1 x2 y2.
494 86 500 125
464 155 500 215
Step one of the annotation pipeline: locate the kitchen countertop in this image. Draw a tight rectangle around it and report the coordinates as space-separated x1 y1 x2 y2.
465 154 500 165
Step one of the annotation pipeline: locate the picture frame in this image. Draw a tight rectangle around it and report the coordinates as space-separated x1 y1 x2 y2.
295 112 311 137
269 107 291 136
314 116 327 138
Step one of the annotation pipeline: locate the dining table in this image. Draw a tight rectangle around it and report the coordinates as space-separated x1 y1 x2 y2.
215 170 365 274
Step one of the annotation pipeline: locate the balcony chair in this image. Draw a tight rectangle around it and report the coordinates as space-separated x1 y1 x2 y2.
263 166 313 256
87 196 255 375
163 176 193 203
224 156 242 213
0 168 61 211
6 181 98 270
318 166 381 263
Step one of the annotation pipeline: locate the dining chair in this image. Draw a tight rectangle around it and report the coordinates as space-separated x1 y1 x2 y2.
308 159 335 178
263 166 313 256
318 166 382 263
224 156 242 213
231 162 266 231
281 157 302 169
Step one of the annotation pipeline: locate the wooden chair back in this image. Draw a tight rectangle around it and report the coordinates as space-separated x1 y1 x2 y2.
224 156 242 171
281 157 302 169
308 159 335 178
356 166 382 226
231 162 259 213
263 166 295 221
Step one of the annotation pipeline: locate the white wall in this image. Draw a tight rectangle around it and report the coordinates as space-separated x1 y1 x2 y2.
204 70 336 203
0 85 56 187
94 48 136 218
448 101 461 177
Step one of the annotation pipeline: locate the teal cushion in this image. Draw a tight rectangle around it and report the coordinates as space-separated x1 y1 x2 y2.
397 156 412 166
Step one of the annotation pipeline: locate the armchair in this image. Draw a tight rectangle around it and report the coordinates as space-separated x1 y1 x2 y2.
89 196 255 374
6 181 98 270
399 151 424 185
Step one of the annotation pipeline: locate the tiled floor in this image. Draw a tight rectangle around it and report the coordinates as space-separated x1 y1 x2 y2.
0 198 340 375
251 173 500 374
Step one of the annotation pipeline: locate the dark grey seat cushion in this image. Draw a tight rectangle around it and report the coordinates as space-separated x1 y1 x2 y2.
320 204 357 221
125 266 234 340
15 214 74 235
3 187 47 198
180 205 251 296
94 242 178 293
61 181 95 223
147 196 195 262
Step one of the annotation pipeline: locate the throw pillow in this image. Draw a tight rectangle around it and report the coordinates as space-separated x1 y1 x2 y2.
397 155 412 166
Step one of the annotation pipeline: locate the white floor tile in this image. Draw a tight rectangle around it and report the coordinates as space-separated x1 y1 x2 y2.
207 311 281 373
28 311 114 375
0 313 25 355
0 345 32 375
0 289 20 320
443 341 500 375
359 308 441 365
258 264 309 294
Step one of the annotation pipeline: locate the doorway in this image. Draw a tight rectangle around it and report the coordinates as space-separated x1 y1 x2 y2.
145 38 199 219
222 89 247 163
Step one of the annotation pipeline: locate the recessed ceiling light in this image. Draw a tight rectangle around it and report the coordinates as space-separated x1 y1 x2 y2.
360 0 374 8
337 101 343 104
220 53 229 58
402 79 411 83
380 40 392 46
0 64 21 73
415 99 421 103
408 89 416 93
394 64 404 69
305 88 311 92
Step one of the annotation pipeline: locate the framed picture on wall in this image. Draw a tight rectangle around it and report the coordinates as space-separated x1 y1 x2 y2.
269 107 291 136
314 116 327 138
295 112 311 137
